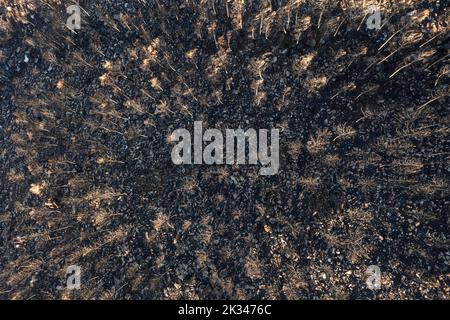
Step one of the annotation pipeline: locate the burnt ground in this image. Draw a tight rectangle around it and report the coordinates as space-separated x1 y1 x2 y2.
0 0 449 299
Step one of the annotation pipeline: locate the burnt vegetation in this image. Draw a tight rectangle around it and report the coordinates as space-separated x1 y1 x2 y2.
0 0 449 299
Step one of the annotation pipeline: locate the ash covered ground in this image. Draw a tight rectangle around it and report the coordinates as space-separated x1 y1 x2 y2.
0 0 449 299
